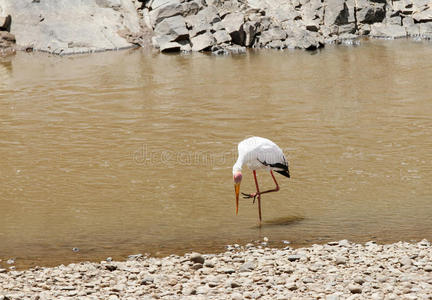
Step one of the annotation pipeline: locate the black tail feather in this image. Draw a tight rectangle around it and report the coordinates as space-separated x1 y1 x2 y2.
275 170 290 178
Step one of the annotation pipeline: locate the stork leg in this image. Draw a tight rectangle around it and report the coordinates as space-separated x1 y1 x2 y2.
252 170 262 222
241 171 280 199
257 170 280 195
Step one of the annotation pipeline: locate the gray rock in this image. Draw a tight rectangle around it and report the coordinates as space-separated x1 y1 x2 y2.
0 14 11 31
186 6 220 37
287 282 298 290
232 292 243 300
400 257 412 266
413 8 432 23
239 261 256 272
154 15 188 42
335 256 347 265
141 276 154 285
214 30 231 44
149 0 183 27
356 0 385 24
348 284 362 294
221 12 245 45
324 0 350 26
191 32 215 51
160 41 182 52
257 27 287 46
190 253 205 264
191 262 203 269
243 21 257 47
287 255 301 262
0 0 141 54
370 23 406 38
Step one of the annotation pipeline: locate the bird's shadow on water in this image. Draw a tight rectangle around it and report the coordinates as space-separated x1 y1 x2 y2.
252 215 304 228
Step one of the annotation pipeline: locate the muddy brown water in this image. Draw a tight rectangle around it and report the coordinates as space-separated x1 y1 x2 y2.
0 39 431 269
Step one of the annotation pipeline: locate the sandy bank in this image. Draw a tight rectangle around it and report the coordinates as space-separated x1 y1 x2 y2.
0 239 431 299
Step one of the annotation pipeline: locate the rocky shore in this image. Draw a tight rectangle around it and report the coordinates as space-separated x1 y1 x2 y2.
1 239 431 299
0 0 432 55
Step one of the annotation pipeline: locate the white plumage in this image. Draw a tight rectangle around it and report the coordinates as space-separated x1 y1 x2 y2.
232 136 290 222
233 136 289 176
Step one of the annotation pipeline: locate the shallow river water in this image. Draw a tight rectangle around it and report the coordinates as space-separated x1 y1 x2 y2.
1 39 432 268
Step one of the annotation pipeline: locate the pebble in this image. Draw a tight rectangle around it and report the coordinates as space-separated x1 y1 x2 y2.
348 284 362 294
0 240 430 299
335 256 347 265
190 253 205 264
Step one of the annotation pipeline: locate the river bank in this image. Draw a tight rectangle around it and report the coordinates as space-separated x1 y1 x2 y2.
1 239 431 299
0 0 431 55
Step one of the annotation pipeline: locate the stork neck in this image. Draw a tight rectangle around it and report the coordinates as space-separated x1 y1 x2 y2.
233 157 243 174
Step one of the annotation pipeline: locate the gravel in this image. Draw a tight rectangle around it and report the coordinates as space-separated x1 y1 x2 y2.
0 239 431 299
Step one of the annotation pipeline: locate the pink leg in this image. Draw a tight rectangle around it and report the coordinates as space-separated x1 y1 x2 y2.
258 171 280 195
252 170 262 222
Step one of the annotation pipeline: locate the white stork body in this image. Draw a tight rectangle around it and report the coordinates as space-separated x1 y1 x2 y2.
232 137 290 222
233 136 289 174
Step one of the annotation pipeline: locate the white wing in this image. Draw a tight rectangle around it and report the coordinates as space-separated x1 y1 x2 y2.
238 137 288 171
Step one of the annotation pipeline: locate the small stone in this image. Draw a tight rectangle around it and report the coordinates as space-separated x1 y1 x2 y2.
106 257 112 262
231 281 241 288
263 237 269 242
191 263 203 270
141 276 154 285
204 261 215 268
287 282 298 291
222 268 235 274
232 292 243 300
190 253 205 264
239 261 256 272
6 259 15 264
108 296 119 300
423 265 432 272
303 277 314 284
105 264 117 271
0 269 6 273
348 284 362 294
400 257 412 266
354 276 365 285
335 256 347 265
287 255 301 262
326 294 340 300
72 247 79 252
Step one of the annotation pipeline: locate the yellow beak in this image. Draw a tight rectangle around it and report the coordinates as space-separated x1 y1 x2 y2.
234 183 240 215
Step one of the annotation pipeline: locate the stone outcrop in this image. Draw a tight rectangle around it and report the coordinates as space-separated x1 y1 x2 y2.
141 0 432 54
0 0 146 55
2 0 432 55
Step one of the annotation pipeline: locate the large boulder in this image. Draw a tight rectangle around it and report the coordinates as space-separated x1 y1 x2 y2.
186 6 221 38
370 23 407 38
148 0 184 28
356 0 386 24
154 15 188 42
221 12 246 45
413 7 432 23
324 0 350 26
0 0 141 55
191 31 216 51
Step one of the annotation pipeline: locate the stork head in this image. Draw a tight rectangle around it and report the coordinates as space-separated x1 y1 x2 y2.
233 171 242 215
